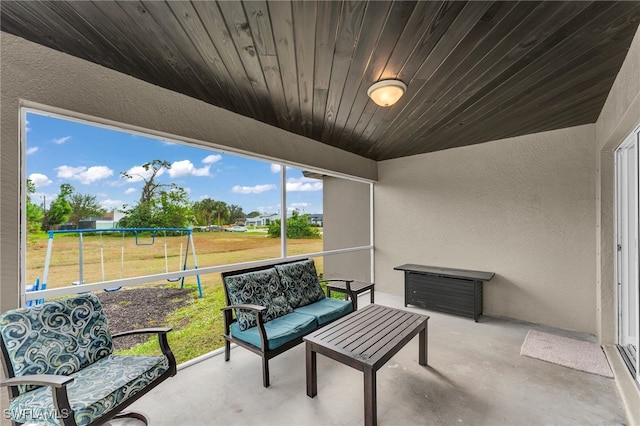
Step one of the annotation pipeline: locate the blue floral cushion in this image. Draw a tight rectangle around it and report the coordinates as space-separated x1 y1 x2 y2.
275 260 326 308
224 268 293 331
7 354 169 426
0 294 113 394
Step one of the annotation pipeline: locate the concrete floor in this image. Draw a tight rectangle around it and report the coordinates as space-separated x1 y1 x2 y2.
117 292 626 426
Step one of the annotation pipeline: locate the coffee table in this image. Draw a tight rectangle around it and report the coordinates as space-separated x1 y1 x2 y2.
304 304 429 426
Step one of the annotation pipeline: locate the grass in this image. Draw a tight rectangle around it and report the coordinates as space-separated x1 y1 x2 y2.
26 230 322 288
119 282 228 363
26 231 325 364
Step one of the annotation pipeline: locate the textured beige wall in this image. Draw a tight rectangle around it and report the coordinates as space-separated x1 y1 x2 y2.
323 176 372 282
595 25 640 344
0 32 376 312
595 25 640 426
376 125 597 333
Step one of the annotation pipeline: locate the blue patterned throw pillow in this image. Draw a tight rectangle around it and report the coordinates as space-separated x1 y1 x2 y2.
224 268 293 331
275 260 325 309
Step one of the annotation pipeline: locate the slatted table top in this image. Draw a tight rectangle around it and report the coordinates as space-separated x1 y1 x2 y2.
303 304 429 371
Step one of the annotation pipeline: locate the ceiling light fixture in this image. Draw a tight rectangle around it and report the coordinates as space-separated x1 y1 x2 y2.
367 79 407 107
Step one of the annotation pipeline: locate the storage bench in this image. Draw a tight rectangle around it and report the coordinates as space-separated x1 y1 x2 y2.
394 264 494 321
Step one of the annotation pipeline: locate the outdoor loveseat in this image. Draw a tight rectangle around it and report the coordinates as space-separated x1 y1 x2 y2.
0 293 177 426
221 258 357 387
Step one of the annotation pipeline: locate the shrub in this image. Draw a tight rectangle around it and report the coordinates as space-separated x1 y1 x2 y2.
267 212 320 239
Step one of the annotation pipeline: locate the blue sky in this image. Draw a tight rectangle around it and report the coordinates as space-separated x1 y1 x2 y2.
25 112 323 216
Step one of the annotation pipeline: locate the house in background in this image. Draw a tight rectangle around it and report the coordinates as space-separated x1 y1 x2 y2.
245 213 280 227
307 214 323 227
1 1 640 422
78 211 124 230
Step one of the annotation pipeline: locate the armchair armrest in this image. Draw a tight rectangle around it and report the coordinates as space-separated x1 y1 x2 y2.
220 304 269 350
112 327 172 338
1 374 73 388
222 304 267 313
221 304 267 329
320 279 357 310
113 327 177 376
1 374 74 424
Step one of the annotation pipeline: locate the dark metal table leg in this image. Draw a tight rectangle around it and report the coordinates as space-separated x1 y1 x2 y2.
306 343 317 397
419 325 428 366
364 368 377 426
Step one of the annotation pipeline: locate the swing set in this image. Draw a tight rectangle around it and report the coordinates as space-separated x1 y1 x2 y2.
37 227 203 300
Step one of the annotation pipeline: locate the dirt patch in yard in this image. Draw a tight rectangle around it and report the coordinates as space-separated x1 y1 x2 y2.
96 286 195 351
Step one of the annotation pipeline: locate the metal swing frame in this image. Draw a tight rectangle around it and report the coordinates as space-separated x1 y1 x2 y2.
40 227 203 299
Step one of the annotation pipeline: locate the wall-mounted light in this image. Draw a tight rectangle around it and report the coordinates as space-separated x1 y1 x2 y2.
367 79 407 107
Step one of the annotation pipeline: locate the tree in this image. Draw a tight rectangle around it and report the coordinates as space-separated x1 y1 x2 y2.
228 204 245 223
119 160 193 229
267 211 320 239
45 183 74 229
118 202 153 229
25 178 44 233
120 159 175 205
156 188 193 228
193 198 217 226
69 193 107 226
212 201 230 225
247 211 261 218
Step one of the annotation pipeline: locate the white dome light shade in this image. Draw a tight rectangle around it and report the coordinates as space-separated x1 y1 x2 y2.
367 80 407 107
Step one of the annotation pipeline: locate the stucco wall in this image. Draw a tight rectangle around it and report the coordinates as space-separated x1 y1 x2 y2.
595 23 640 344
376 125 597 333
323 176 372 283
594 25 640 426
0 32 376 312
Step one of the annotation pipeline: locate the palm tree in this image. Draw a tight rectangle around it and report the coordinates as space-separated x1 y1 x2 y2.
212 201 230 226
193 198 217 227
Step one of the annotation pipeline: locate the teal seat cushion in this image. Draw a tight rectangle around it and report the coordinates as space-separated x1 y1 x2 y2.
7 354 169 426
275 260 325 308
294 298 353 326
231 312 317 350
224 268 293 331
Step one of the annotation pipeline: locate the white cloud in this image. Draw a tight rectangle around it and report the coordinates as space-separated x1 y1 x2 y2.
28 173 52 188
101 199 123 209
168 160 210 178
52 136 71 144
270 164 281 173
33 191 57 207
124 188 137 195
290 202 309 208
26 147 38 155
123 165 165 183
231 184 277 194
56 165 113 184
286 177 323 192
203 154 222 164
26 119 31 133
257 205 280 214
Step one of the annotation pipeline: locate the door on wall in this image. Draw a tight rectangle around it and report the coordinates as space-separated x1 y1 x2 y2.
615 125 640 385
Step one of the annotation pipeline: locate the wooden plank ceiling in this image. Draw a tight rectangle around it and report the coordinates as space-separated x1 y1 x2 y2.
2 1 640 161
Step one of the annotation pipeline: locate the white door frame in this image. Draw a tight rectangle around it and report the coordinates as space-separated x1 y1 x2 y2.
615 123 640 385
